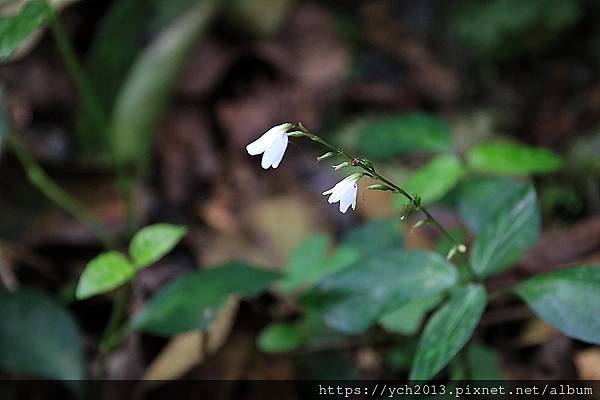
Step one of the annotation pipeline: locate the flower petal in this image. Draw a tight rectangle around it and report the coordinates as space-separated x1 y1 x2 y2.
246 135 270 155
261 135 288 169
339 183 357 213
246 123 291 156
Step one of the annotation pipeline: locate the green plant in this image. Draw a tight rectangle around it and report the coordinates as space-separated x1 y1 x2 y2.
244 121 598 381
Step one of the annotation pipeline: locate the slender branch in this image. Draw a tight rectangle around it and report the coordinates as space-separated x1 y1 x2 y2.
7 133 117 249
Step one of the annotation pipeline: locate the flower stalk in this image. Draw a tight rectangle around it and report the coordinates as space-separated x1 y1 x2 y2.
294 123 470 261
247 122 472 271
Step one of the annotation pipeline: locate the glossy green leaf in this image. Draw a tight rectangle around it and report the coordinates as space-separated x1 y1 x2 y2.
109 0 217 170
257 322 302 353
129 223 187 268
279 235 357 293
470 184 540 277
356 113 452 160
454 177 527 234
515 265 600 345
400 154 465 206
0 290 84 379
307 250 458 334
76 252 135 299
340 219 403 258
410 284 487 381
467 142 563 176
0 0 48 59
379 295 443 335
133 263 280 336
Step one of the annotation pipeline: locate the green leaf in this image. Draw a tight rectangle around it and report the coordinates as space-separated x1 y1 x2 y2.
306 250 458 334
76 252 135 300
109 0 217 170
257 322 302 353
129 223 187 268
398 154 465 206
467 343 504 380
379 295 443 335
0 290 84 379
340 219 404 258
279 235 358 293
355 113 452 160
515 265 600 345
410 284 487 381
133 263 280 336
454 177 527 234
470 184 540 277
0 0 48 59
75 0 154 156
467 142 563 176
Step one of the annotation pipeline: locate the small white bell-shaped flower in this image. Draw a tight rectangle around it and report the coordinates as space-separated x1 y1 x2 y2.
322 173 364 213
246 123 293 169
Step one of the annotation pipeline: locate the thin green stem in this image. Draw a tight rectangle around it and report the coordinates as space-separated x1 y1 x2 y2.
7 133 117 250
298 125 475 273
43 2 139 372
99 283 132 354
44 0 107 137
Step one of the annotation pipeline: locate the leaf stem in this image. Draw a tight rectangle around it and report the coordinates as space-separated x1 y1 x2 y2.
99 283 132 354
7 133 117 250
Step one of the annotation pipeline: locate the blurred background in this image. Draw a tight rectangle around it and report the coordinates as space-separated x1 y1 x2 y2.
0 0 599 389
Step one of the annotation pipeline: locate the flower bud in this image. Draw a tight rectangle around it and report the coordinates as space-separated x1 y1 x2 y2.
446 245 458 261
360 158 375 171
317 151 337 161
332 162 351 170
286 130 305 138
367 184 394 191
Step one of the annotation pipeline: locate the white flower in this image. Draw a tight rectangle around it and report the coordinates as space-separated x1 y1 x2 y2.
246 123 293 169
322 173 364 213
